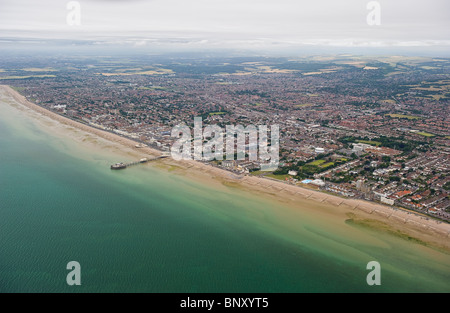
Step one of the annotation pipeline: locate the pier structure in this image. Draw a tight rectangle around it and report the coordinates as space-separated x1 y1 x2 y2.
110 155 168 170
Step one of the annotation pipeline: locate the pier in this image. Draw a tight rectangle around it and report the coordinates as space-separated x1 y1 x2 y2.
110 155 168 170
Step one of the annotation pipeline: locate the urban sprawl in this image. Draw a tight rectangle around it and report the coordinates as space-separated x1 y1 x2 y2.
1 54 449 220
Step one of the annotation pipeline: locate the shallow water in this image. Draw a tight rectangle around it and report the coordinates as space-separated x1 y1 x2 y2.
0 91 449 292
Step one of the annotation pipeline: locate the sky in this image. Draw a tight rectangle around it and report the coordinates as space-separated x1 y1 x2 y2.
1 0 449 53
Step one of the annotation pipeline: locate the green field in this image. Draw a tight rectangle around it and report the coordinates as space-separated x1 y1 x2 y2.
21 67 57 72
139 86 167 90
307 159 326 166
385 114 421 120
356 140 382 146
250 170 267 176
320 162 335 168
266 174 290 180
306 159 335 168
416 131 435 137
429 94 447 101
209 112 227 115
0 75 56 80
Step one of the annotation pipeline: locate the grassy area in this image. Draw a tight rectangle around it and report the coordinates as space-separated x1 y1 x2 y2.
209 112 227 115
385 114 421 120
304 159 335 168
307 159 326 166
249 170 268 176
420 66 439 70
100 68 173 76
266 174 290 180
0 75 56 80
320 162 335 169
11 86 25 92
416 131 435 137
252 66 297 74
385 71 406 77
295 103 314 108
137 86 167 90
302 72 322 75
429 94 447 101
356 139 382 146
413 86 445 91
21 67 57 72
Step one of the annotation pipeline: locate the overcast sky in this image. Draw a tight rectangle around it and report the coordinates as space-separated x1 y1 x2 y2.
1 0 449 51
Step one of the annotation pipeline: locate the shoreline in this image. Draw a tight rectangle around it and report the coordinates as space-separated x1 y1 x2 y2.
0 85 164 158
1 84 449 250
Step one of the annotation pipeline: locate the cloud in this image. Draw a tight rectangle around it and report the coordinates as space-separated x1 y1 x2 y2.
0 0 449 51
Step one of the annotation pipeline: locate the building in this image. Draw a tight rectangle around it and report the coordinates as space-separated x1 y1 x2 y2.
311 179 325 187
380 197 395 205
315 147 325 154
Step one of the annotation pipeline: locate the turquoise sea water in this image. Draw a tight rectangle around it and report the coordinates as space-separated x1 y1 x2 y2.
0 94 449 292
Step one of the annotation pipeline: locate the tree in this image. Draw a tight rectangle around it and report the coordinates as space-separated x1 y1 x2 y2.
444 182 450 191
389 176 400 182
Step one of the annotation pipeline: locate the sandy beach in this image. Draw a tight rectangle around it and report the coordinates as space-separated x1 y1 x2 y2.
1 84 449 251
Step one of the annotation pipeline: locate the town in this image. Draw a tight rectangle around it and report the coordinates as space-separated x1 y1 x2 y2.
1 53 448 220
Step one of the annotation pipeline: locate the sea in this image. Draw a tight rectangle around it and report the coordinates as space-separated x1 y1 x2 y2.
0 90 449 292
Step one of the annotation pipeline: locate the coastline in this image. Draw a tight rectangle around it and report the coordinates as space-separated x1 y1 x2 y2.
1 84 449 251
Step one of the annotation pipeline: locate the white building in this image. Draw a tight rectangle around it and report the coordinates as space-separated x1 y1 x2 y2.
311 179 325 187
315 147 325 154
352 143 371 152
380 197 395 205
